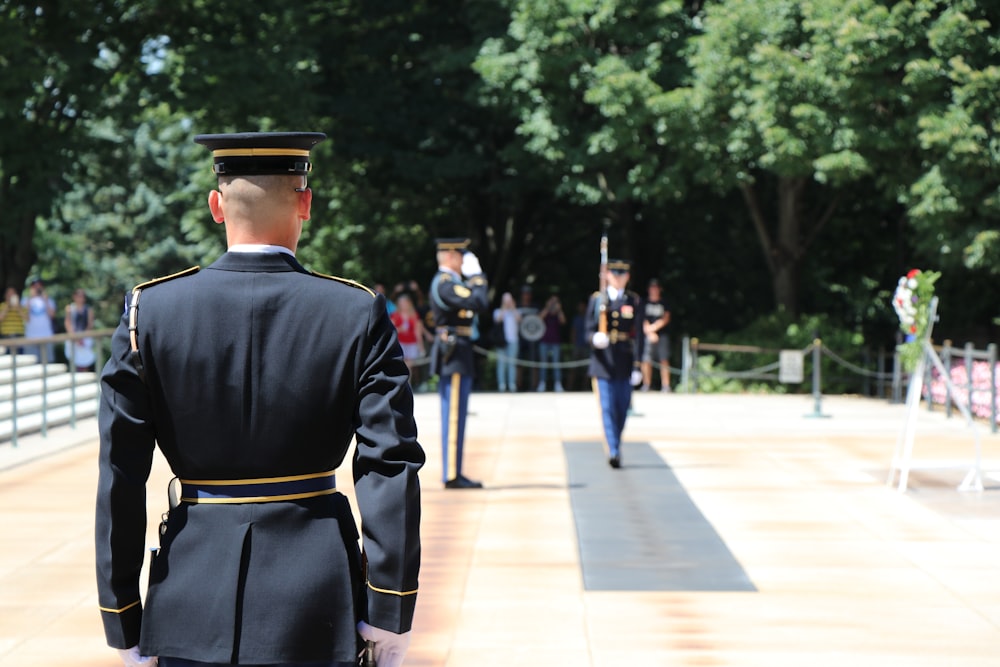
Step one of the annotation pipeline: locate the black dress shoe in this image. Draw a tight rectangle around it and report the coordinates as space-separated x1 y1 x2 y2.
444 475 484 489
608 455 621 469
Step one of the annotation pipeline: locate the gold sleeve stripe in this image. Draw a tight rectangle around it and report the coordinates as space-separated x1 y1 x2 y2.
99 600 140 614
367 581 418 597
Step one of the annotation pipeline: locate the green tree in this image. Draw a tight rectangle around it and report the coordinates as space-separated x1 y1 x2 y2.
474 0 698 269
895 1 1000 274
0 1 148 291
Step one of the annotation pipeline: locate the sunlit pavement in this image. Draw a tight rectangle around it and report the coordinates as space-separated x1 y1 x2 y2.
2 391 1000 666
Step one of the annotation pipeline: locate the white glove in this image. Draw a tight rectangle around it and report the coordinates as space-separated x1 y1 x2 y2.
117 646 157 666
630 369 644 387
461 252 483 277
591 332 609 349
358 621 411 667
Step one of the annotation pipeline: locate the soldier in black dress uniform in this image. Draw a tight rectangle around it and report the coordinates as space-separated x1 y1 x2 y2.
428 238 489 489
585 259 643 468
96 132 424 667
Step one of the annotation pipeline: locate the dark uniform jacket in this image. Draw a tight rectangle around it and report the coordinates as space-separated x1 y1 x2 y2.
428 268 488 377
585 287 641 380
96 251 424 664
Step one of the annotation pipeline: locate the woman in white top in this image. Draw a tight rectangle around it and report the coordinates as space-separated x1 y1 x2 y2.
492 292 521 392
64 288 96 371
23 278 56 363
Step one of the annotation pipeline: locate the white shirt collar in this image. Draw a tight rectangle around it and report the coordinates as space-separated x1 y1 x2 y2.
607 286 621 300
229 244 295 256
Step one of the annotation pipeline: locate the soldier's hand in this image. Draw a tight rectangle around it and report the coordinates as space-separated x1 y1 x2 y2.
116 646 157 666
630 369 644 387
461 252 483 277
358 621 411 667
591 332 609 349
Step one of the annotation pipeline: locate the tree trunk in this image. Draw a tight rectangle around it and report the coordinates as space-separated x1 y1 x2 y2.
0 175 40 292
773 176 805 315
740 176 806 316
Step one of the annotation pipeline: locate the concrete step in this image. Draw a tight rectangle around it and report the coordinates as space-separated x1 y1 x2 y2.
0 401 99 441
0 384 100 422
0 363 71 383
0 372 99 401
0 353 44 370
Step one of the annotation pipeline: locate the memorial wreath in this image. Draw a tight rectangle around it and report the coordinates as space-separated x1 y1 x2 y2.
892 268 940 372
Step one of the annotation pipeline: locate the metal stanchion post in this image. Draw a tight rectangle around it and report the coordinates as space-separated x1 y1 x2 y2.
804 338 830 419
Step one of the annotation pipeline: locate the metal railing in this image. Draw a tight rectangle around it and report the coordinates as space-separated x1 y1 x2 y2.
0 328 115 446
677 335 998 433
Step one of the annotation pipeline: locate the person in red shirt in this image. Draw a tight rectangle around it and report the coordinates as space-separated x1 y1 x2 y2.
391 293 426 383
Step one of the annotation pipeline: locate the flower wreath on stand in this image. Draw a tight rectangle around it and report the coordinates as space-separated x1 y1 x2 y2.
891 268 941 372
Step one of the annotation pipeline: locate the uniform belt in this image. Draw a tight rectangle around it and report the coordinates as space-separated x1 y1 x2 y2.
179 470 337 504
437 326 473 337
608 331 632 344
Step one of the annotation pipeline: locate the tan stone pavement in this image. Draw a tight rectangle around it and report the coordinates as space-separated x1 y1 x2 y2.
2 392 1000 666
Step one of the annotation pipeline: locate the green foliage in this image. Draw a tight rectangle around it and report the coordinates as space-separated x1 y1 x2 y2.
694 309 874 394
6 0 1000 358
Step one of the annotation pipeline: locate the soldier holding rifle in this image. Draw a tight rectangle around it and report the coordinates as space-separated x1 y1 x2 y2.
586 250 642 469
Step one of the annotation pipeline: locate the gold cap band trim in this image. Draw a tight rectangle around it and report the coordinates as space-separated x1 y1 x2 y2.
212 148 312 157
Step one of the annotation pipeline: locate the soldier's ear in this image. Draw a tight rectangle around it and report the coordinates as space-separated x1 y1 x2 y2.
297 187 312 222
208 189 225 224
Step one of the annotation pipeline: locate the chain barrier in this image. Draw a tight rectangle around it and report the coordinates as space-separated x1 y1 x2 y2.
408 337 996 433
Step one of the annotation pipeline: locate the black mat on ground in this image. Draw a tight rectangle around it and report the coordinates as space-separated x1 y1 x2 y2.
563 441 756 592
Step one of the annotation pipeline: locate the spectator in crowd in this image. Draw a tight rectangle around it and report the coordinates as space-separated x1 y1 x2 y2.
0 287 26 353
569 299 589 391
537 294 566 392
375 282 397 315
64 288 96 372
492 291 521 392
391 293 426 385
516 285 539 392
640 278 672 392
23 278 56 363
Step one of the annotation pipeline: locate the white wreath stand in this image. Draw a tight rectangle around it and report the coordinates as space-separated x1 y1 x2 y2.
887 297 984 493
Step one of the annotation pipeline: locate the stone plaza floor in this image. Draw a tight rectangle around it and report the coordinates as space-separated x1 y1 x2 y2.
2 391 1000 666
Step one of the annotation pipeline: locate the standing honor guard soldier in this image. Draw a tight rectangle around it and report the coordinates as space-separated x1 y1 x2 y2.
586 259 643 468
429 237 488 489
95 131 424 667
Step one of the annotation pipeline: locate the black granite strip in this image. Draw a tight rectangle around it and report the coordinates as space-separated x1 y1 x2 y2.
564 441 756 592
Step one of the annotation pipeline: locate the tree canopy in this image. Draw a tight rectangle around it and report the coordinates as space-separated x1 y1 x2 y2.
6 0 997 348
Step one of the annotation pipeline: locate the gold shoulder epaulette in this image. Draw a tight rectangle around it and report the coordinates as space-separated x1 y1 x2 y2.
128 266 200 382
309 271 375 297
438 272 454 283
131 266 201 293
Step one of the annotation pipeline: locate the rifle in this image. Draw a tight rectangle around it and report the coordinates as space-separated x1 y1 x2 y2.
598 221 609 334
359 640 376 667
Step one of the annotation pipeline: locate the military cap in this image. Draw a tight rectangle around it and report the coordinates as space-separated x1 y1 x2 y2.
607 259 631 273
436 237 471 253
193 131 327 176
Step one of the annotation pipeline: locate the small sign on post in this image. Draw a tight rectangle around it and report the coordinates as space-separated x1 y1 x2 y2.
779 350 804 384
